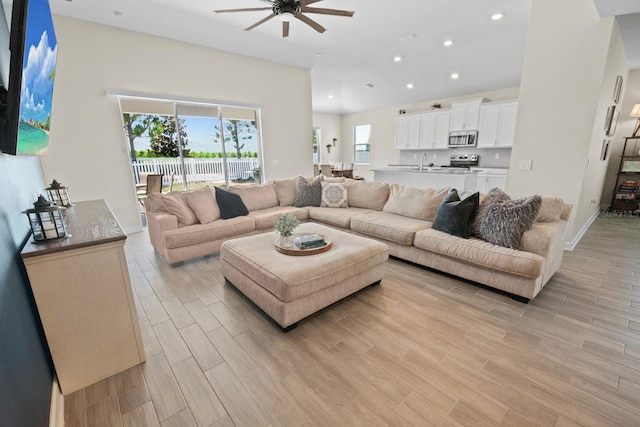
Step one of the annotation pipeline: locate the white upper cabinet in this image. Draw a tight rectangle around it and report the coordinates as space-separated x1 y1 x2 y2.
477 100 518 148
450 98 485 130
419 110 451 149
395 114 421 150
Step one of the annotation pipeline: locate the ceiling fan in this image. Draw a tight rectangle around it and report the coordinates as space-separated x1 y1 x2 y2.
214 0 355 38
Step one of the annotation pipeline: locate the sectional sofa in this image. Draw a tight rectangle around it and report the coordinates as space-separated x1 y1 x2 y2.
144 178 571 302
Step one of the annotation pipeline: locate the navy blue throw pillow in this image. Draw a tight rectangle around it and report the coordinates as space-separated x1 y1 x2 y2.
432 189 479 238
215 187 249 219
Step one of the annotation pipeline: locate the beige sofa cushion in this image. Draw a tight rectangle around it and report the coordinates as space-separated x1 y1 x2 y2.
183 186 220 224
273 178 297 206
163 216 255 249
382 185 448 221
350 211 431 245
161 193 199 227
414 228 544 279
537 197 565 222
229 182 279 212
348 181 390 210
248 206 309 230
144 193 167 212
308 207 374 229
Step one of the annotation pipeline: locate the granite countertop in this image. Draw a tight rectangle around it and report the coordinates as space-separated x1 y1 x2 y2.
372 167 480 175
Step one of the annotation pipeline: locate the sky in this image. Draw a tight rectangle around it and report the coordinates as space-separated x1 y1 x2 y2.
19 0 57 125
134 115 259 154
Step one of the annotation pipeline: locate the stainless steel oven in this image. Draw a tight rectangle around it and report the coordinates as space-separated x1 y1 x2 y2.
448 130 478 148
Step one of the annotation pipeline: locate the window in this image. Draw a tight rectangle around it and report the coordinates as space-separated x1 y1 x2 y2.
354 124 371 164
312 127 321 164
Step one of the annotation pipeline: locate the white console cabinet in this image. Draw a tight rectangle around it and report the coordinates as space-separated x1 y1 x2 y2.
21 200 145 395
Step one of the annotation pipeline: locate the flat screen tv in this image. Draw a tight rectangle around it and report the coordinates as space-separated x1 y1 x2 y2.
0 0 57 156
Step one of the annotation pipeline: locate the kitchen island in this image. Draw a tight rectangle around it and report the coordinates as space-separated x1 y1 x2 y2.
372 167 479 192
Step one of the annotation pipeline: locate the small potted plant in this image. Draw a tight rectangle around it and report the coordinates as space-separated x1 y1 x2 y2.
274 213 299 248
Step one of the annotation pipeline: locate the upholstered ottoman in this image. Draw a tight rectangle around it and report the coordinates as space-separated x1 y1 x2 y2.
220 223 389 331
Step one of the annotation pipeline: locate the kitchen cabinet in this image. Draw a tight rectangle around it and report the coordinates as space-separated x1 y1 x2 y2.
476 169 508 193
478 100 518 148
395 114 421 150
419 110 451 149
21 200 145 395
450 98 486 131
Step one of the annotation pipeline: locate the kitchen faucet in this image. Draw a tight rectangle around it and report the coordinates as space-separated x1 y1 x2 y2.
419 152 429 171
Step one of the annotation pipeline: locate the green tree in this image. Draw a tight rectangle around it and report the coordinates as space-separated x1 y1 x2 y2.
149 116 190 158
215 120 254 159
122 114 160 162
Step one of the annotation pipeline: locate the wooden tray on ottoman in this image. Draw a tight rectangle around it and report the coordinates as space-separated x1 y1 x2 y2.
275 234 332 256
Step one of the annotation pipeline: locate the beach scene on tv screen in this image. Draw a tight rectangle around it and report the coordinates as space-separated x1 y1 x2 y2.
18 0 57 156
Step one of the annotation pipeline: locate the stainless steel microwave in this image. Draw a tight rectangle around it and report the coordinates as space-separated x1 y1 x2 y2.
448 130 478 148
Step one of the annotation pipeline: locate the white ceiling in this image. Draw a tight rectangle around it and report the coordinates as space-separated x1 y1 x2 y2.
47 0 640 115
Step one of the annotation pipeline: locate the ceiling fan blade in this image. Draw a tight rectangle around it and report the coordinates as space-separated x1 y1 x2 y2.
283 21 290 38
214 7 271 13
300 0 323 5
300 7 354 17
245 13 277 31
295 13 326 33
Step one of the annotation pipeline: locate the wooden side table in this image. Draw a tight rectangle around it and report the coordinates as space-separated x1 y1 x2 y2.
21 200 145 395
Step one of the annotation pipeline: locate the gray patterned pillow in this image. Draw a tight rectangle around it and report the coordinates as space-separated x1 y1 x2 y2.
320 181 349 208
473 188 542 249
294 175 323 207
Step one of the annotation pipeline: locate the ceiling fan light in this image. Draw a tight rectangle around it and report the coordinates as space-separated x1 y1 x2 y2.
280 11 294 22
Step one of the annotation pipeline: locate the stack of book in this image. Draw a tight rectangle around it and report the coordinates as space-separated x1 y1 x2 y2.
294 234 326 249
618 180 639 194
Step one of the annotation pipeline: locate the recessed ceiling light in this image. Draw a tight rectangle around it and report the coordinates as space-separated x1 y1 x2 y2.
328 94 334 99
406 83 414 89
491 13 503 20
393 56 402 62
451 73 459 79
443 40 453 47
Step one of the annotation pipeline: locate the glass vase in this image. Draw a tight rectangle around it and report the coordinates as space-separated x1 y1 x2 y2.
279 234 293 248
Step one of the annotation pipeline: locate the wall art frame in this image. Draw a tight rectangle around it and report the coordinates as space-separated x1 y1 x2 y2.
613 75 623 104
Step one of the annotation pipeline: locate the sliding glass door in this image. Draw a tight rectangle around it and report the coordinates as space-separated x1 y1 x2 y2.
119 97 262 195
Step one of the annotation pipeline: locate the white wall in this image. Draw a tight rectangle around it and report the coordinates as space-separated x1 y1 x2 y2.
312 113 341 164
339 87 519 182
508 0 627 245
43 16 313 232
601 68 640 207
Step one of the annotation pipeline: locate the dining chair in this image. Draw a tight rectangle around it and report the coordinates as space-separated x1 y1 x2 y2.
320 164 333 177
342 162 353 178
146 174 163 194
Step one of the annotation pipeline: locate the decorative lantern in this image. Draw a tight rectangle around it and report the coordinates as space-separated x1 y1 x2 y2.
46 179 73 207
23 195 68 242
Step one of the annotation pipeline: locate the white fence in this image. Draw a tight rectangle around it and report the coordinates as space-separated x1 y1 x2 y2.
132 158 260 185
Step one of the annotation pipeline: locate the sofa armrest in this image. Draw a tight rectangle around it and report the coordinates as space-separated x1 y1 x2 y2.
521 221 565 258
146 211 178 254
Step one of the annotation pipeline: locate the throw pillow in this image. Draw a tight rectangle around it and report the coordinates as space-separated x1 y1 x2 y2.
183 186 220 224
320 181 349 208
144 193 167 212
274 178 297 206
537 197 565 222
294 175 323 207
160 193 199 227
473 188 542 249
382 184 448 221
215 186 249 219
432 189 479 238
348 181 390 210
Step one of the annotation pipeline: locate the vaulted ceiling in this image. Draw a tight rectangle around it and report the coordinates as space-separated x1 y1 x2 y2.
49 0 640 115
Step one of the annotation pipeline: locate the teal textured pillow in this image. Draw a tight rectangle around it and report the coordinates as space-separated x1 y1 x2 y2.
432 189 479 238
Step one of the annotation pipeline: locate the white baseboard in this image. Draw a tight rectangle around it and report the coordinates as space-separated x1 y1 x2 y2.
49 376 64 427
564 209 600 251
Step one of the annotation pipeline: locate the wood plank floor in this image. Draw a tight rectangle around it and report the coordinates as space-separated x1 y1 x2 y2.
64 215 640 426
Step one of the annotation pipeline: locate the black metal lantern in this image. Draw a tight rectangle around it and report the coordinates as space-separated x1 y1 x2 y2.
46 179 73 207
23 195 68 242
